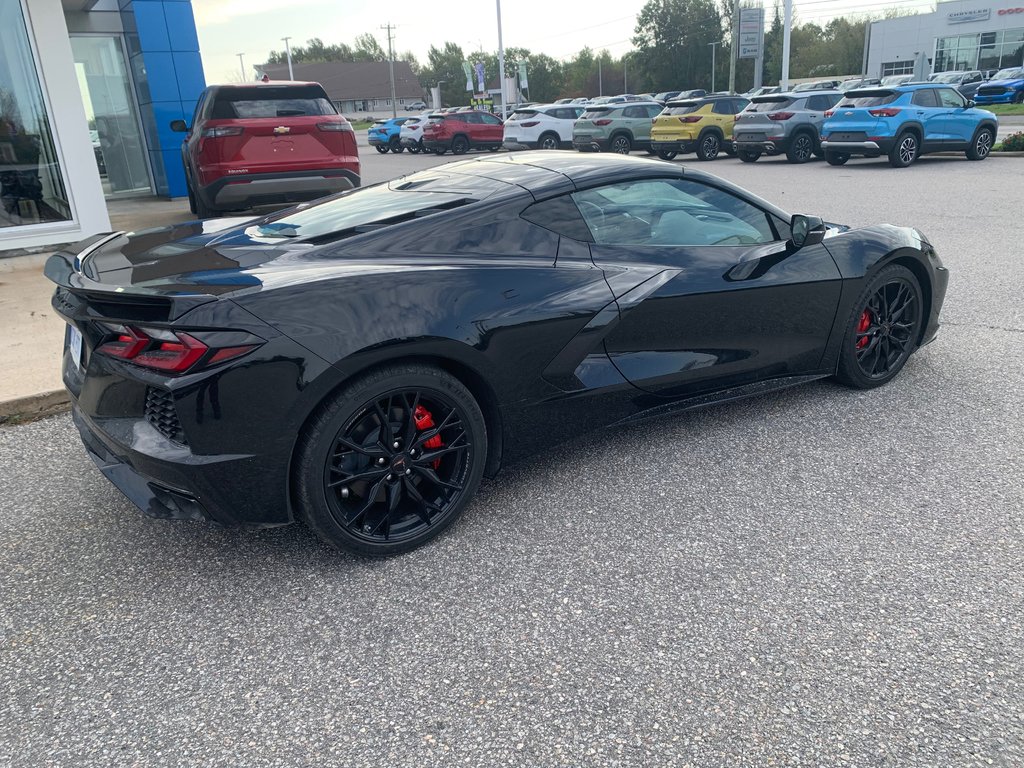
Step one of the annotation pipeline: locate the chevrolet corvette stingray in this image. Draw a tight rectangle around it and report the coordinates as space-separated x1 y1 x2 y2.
47 152 948 555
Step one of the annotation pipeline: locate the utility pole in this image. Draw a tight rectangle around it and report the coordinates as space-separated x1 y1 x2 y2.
709 41 720 92
282 37 294 80
598 58 603 96
623 53 629 93
380 24 398 118
496 0 507 117
781 0 793 91
728 0 739 93
237 53 246 81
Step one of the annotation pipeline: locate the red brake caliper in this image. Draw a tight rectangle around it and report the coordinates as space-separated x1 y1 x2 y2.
413 405 444 469
855 309 872 350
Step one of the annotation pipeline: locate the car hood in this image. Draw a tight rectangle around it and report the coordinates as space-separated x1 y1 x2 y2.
983 78 1024 87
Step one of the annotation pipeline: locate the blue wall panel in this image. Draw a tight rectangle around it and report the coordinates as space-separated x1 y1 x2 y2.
123 0 205 197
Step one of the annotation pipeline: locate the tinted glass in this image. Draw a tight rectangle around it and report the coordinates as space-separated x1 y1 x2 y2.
479 113 502 124
748 97 795 112
581 108 612 119
646 105 664 117
211 86 336 119
511 109 538 118
711 100 736 114
665 101 701 115
938 88 966 107
912 89 939 107
992 68 1023 79
572 179 775 247
806 95 834 111
521 196 593 241
838 91 899 107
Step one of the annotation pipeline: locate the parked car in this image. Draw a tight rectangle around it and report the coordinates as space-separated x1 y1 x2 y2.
734 90 843 163
572 102 664 154
743 86 781 99
653 90 683 103
47 152 949 555
404 100 427 111
422 110 504 155
368 117 409 154
880 75 915 87
929 70 985 98
794 80 842 92
171 82 359 219
503 104 585 150
974 67 1024 105
553 98 574 104
820 83 999 167
398 116 432 153
839 78 881 92
649 95 750 160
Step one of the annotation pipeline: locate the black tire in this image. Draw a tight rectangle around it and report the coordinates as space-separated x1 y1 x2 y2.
657 149 678 161
451 135 470 155
185 175 197 215
737 150 760 163
724 144 736 157
538 132 560 150
193 184 216 218
834 264 923 390
695 131 721 160
375 145 389 154
294 364 487 556
407 143 420 154
966 126 994 161
825 151 850 166
786 132 815 164
389 137 405 154
1016 91 1024 104
487 145 500 152
610 134 631 154
888 130 919 168
433 147 446 156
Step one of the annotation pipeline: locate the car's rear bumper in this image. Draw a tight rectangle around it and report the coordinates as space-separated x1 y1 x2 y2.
650 139 697 154
733 135 791 154
572 137 608 151
820 138 891 156
202 168 360 210
503 139 538 150
399 137 422 147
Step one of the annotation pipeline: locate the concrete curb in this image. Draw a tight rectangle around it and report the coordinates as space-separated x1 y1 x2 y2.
0 390 70 426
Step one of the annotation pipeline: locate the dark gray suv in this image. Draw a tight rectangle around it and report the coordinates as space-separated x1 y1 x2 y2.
733 91 843 163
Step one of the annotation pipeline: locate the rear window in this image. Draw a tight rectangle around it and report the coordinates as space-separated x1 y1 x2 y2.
581 107 614 119
211 86 336 119
511 109 539 118
748 97 795 112
664 101 701 115
837 90 899 108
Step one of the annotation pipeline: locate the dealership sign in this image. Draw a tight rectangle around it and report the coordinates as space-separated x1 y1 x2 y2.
947 8 991 23
738 6 764 59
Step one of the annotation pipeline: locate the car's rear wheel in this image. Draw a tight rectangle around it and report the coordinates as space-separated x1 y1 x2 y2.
657 149 678 160
451 135 470 155
737 150 760 163
889 131 919 168
185 176 197 215
610 134 631 154
407 143 420 154
295 364 487 556
966 127 994 160
1015 91 1024 104
834 264 923 389
389 137 405 153
695 132 721 160
433 147 446 155
538 132 560 150
375 145 389 154
825 151 850 166
786 132 815 163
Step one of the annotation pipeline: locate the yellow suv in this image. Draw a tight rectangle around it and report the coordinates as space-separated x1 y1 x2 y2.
650 95 750 161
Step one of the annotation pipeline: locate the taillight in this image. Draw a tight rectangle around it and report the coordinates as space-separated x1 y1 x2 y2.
201 126 244 138
868 107 901 117
767 112 795 121
520 121 539 127
824 110 835 118
95 324 260 374
317 120 353 132
593 119 612 126
677 116 702 123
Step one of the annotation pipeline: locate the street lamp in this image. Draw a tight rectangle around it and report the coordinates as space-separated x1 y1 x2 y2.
282 37 294 80
708 42 720 92
496 0 507 118
237 52 246 81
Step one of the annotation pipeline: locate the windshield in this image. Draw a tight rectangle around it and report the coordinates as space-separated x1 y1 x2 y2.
993 68 1024 80
932 73 963 83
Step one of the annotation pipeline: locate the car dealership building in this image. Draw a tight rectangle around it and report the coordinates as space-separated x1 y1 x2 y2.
867 0 1024 78
2 0 204 252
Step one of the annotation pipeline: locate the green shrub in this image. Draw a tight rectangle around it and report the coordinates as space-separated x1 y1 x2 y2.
997 131 1024 151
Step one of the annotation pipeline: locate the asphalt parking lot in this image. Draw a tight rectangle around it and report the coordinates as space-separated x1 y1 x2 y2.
2 149 1022 766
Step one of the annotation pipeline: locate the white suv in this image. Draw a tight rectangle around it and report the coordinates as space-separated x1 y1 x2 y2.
399 113 433 153
503 104 585 150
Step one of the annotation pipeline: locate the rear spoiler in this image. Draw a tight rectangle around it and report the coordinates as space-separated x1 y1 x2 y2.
44 232 124 289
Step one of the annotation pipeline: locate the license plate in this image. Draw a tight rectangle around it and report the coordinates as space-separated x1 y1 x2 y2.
830 132 864 142
737 132 765 141
68 324 83 370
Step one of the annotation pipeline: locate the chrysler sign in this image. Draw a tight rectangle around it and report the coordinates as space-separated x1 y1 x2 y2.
947 8 991 23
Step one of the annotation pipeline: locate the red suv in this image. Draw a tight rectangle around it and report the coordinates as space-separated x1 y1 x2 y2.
171 82 360 218
422 111 504 155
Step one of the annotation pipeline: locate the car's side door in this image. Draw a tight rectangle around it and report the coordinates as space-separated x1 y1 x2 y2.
477 111 504 144
574 177 844 398
910 88 947 145
938 87 976 145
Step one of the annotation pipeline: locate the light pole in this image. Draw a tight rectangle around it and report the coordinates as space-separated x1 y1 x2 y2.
237 53 246 81
496 0 507 117
728 0 739 93
709 42 720 92
282 37 294 80
598 58 603 96
781 0 793 91
623 52 631 93
433 80 446 110
380 24 398 118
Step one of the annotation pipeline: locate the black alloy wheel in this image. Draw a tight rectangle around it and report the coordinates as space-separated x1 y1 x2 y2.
835 265 923 389
452 135 470 155
966 127 993 160
695 132 720 160
889 131 919 168
539 132 560 150
296 365 487 555
786 133 815 163
610 134 632 154
375 145 389 154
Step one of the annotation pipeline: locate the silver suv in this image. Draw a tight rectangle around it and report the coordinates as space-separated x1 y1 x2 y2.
733 90 843 163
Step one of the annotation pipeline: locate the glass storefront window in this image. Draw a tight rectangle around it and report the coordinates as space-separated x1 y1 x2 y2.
0 0 71 229
936 28 1024 73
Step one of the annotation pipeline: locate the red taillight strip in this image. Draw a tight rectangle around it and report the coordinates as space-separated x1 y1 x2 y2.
134 333 208 372
95 325 260 374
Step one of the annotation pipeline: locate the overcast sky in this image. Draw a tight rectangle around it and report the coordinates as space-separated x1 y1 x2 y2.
195 0 937 84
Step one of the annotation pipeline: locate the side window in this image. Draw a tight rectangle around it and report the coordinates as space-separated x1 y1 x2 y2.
938 88 966 108
806 95 828 112
622 106 642 118
732 99 750 113
191 93 207 126
480 113 502 125
646 105 664 118
912 89 938 107
826 93 843 109
461 112 481 124
711 100 732 114
521 195 593 242
571 178 777 247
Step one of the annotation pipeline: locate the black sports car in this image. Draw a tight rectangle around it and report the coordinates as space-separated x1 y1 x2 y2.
47 153 948 555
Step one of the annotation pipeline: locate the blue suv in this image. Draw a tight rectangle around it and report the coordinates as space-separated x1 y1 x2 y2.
368 117 409 154
974 66 1024 105
821 83 998 167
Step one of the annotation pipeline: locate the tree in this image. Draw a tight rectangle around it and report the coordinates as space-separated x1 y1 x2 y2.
420 42 468 107
632 0 724 92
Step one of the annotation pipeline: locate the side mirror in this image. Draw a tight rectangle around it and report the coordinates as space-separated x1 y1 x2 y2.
966 100 976 108
169 119 189 133
790 214 827 249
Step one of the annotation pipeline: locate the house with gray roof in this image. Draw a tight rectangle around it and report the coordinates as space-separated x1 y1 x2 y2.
254 61 425 114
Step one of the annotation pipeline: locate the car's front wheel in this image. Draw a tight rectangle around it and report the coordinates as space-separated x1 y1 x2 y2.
834 264 923 389
375 145 389 154
889 131 919 168
966 127 994 160
295 364 487 556
610 134 631 154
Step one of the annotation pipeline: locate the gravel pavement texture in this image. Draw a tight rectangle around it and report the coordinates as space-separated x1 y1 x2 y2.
1 152 1022 767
